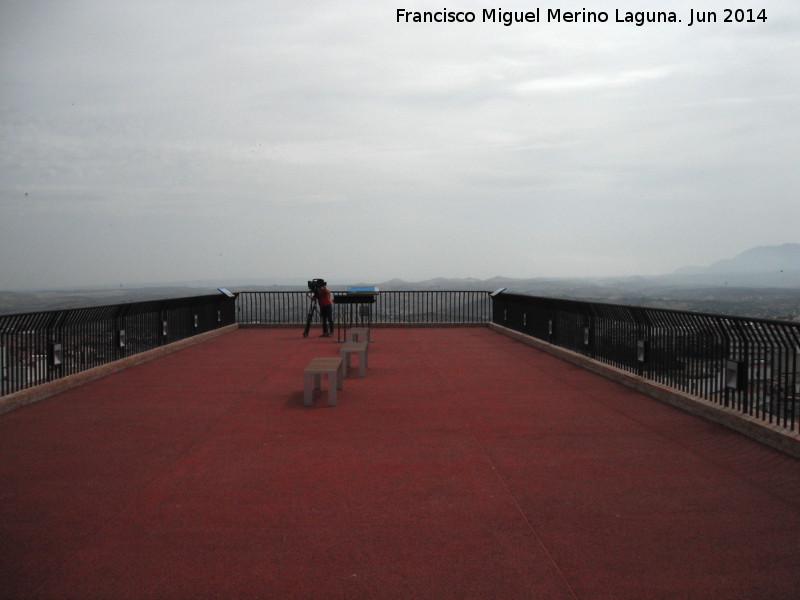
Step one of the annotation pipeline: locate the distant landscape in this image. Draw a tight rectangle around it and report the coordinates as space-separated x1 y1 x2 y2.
1 244 798 321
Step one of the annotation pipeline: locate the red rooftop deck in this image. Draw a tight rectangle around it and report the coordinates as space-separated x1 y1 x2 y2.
2 327 799 599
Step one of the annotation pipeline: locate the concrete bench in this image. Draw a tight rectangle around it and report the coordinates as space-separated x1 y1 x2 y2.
340 341 369 378
348 327 371 343
304 357 344 407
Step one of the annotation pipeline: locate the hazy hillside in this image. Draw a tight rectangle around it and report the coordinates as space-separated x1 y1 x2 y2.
674 244 800 287
372 276 800 322
373 243 800 320
0 287 219 315
1 244 798 320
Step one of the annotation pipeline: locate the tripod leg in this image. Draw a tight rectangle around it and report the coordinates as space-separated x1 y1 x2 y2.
303 298 318 337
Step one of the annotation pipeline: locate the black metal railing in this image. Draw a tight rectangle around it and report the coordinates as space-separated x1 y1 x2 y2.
492 293 800 432
1 294 236 397
1 290 489 398
6 288 797 434
235 290 492 325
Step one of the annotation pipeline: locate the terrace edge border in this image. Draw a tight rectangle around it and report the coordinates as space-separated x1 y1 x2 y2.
238 322 488 329
490 322 800 459
0 324 239 416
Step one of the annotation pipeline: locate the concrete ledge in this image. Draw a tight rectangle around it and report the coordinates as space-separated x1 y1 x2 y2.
369 322 489 328
238 323 305 330
0 324 239 416
490 323 800 458
240 322 490 329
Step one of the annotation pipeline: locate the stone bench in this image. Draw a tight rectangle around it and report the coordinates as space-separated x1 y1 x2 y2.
303 357 344 407
340 341 369 378
348 327 371 343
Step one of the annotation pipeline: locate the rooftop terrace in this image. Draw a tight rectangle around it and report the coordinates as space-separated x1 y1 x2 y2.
2 326 799 599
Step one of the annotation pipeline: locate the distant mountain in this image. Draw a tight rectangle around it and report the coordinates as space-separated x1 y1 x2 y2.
675 244 800 275
667 244 800 288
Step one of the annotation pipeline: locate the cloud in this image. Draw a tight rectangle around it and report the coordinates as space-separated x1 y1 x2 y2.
514 67 674 93
1 1 798 289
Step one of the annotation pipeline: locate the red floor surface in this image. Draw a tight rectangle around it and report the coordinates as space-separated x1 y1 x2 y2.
1 327 799 599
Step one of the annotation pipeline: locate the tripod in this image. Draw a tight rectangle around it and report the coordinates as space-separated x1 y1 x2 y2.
303 295 318 338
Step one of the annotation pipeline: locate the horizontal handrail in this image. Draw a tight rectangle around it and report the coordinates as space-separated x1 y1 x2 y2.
492 292 800 432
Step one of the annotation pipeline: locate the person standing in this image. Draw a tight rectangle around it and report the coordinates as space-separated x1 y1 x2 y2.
317 282 334 337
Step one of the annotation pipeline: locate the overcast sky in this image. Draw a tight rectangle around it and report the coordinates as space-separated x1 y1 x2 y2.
1 1 798 290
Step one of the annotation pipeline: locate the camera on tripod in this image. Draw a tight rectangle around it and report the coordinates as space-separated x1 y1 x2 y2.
307 278 327 296
303 279 329 338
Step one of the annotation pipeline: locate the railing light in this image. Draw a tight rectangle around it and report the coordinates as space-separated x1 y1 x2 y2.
726 360 746 390
637 340 648 363
49 343 63 367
